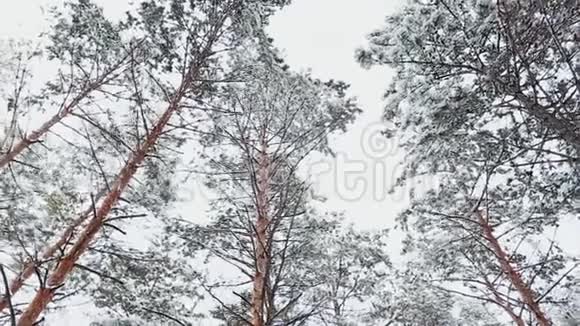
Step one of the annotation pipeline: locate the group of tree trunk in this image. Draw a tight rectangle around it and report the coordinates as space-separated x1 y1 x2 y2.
0 0 578 325
358 0 580 324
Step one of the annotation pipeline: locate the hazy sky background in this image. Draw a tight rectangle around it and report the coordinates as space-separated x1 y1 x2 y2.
1 0 578 324
267 0 410 231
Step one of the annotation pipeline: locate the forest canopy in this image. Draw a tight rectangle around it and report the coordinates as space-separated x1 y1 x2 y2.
0 0 578 325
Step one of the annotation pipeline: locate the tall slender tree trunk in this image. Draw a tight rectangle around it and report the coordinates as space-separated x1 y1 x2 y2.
15 58 204 326
0 88 91 169
0 48 134 170
477 210 551 326
0 187 107 313
250 134 271 326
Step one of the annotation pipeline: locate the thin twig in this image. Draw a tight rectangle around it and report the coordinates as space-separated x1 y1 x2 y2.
0 265 16 326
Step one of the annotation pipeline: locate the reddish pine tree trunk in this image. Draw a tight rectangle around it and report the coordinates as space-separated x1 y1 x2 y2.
250 136 270 326
0 188 107 313
15 66 200 326
0 89 90 169
0 46 135 170
477 210 551 326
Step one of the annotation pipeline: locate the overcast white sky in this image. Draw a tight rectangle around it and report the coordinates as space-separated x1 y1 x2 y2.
267 0 408 231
